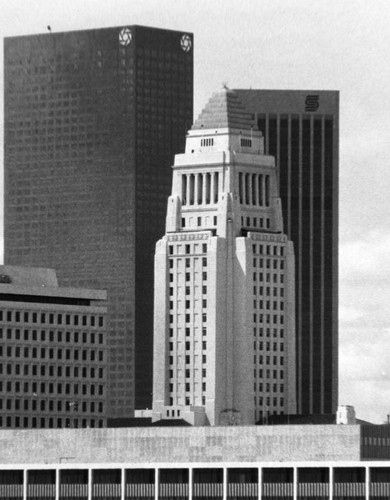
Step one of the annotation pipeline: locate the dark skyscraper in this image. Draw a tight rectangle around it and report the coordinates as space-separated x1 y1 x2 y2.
4 25 193 417
236 90 339 415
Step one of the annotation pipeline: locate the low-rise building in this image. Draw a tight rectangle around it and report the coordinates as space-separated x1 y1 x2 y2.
0 265 107 429
0 424 389 499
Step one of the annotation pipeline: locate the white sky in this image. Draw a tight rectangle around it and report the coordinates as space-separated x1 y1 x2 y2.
1 0 390 423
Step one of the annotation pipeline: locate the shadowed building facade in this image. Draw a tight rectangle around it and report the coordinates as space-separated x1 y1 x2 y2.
235 90 339 415
153 89 296 425
4 26 193 417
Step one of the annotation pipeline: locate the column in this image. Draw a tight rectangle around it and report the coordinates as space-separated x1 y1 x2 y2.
206 173 211 204
155 467 159 500
252 174 256 206
293 467 297 500
88 468 92 500
55 468 59 500
194 173 199 206
248 174 253 206
121 468 125 500
254 175 259 206
329 466 333 500
210 172 215 204
214 172 219 203
189 174 195 205
186 175 190 207
265 175 270 207
23 469 27 500
182 175 187 206
365 466 369 500
198 174 203 205
259 174 263 206
258 466 262 500
202 173 207 205
188 467 193 500
223 467 227 500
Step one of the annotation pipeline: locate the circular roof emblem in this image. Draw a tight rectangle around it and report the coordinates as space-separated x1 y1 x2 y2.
119 28 132 46
180 34 192 52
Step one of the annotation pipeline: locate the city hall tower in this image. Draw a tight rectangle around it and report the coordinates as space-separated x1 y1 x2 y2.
153 88 296 425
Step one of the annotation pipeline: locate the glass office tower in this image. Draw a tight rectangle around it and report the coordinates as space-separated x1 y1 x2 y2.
4 25 193 417
236 90 339 415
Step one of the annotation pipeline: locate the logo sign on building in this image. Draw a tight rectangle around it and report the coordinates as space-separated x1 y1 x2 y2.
180 34 192 52
119 28 132 46
305 95 320 112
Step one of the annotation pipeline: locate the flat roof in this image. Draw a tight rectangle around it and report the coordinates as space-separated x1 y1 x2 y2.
0 425 363 465
0 266 106 301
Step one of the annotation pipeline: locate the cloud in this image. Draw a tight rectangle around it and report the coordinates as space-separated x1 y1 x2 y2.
339 306 364 323
339 230 390 422
340 378 390 424
339 328 390 423
340 229 390 279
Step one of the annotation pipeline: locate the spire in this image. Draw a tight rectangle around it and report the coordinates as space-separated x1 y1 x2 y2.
192 87 257 131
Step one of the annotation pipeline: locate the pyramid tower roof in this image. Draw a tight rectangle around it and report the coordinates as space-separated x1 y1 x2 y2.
192 87 257 131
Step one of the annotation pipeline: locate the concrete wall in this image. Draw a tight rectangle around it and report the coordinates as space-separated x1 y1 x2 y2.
0 425 361 465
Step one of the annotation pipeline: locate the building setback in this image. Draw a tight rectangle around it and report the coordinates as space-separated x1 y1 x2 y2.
0 265 107 429
3 26 194 416
235 90 339 415
153 88 296 425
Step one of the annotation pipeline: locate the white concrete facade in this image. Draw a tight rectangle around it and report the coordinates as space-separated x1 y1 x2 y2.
152 89 296 426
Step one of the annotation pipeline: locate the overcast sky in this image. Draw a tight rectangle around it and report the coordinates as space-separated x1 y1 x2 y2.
1 0 390 423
